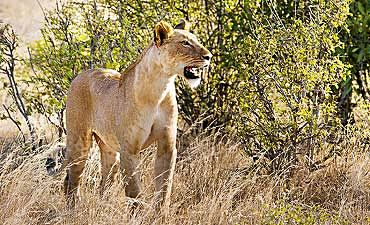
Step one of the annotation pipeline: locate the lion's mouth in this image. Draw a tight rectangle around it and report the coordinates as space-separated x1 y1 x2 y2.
184 66 202 80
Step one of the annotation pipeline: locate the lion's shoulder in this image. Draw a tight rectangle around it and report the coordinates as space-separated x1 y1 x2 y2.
91 68 122 81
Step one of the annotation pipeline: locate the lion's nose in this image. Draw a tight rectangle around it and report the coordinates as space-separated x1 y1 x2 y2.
202 53 212 61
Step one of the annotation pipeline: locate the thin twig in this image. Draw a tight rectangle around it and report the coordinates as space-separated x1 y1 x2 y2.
2 104 26 143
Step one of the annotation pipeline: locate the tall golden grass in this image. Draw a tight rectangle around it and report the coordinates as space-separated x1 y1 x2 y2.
0 131 369 225
0 1 369 224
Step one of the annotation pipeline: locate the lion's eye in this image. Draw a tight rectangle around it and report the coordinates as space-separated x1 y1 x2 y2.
181 40 192 47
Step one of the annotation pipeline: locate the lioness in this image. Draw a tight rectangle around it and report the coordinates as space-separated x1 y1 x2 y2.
57 19 212 213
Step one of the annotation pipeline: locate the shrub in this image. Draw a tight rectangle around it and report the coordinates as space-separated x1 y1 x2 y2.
25 0 355 173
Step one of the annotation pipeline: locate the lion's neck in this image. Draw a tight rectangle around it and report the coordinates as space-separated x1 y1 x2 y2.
129 45 176 106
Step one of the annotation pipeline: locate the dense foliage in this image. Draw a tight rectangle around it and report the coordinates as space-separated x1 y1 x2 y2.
1 0 369 173
337 0 370 125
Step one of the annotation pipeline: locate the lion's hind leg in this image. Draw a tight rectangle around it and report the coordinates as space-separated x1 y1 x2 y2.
94 134 120 195
64 131 92 208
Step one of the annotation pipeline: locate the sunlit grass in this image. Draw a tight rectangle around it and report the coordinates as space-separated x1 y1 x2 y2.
0 132 369 224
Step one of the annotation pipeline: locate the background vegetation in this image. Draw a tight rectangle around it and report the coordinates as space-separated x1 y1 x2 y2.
0 0 369 224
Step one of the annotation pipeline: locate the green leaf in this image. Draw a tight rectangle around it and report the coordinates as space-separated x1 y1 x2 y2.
343 85 352 98
358 2 365 15
357 48 365 62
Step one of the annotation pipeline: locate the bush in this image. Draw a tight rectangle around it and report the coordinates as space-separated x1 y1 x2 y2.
337 0 370 125
22 0 362 174
229 1 350 173
264 200 347 225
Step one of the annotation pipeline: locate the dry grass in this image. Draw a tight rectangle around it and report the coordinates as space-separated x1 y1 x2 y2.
0 1 369 224
0 131 369 225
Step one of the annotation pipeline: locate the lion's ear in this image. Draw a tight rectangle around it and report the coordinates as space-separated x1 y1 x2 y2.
154 21 174 47
174 19 191 30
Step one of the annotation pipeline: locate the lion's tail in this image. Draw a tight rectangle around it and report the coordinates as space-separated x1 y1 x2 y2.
45 143 68 176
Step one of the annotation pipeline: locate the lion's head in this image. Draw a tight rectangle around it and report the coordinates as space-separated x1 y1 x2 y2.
153 19 212 88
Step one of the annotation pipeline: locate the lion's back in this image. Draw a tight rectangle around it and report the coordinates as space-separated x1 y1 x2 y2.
89 69 121 95
66 69 122 131
68 68 121 100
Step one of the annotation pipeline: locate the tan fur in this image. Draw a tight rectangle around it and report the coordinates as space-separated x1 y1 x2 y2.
63 20 212 215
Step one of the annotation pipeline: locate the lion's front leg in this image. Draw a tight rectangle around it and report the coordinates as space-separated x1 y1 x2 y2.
120 149 141 199
154 131 177 215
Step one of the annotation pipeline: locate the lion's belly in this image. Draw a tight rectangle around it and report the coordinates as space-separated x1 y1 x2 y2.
91 118 120 152
89 75 161 153
119 106 158 153
91 104 158 154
